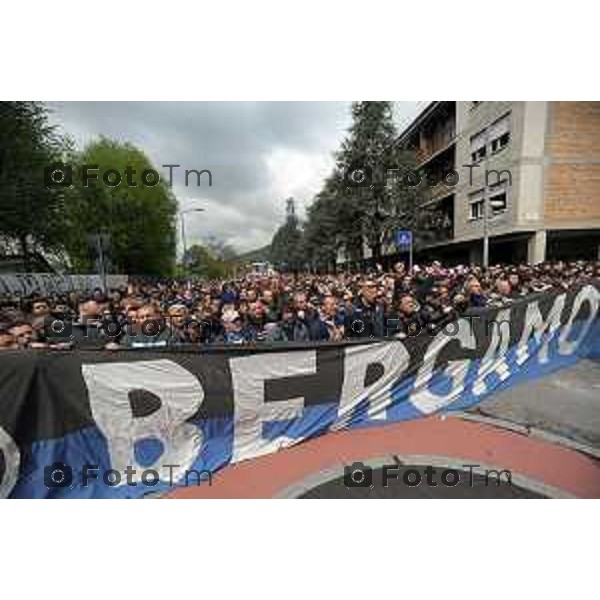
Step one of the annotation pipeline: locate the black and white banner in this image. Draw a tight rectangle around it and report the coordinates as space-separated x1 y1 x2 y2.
0 283 598 498
0 273 128 296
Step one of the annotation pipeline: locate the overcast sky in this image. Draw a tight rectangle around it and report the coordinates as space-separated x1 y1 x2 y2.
45 101 422 254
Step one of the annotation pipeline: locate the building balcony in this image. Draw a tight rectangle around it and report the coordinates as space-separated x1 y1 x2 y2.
416 133 456 167
420 181 456 207
416 195 454 245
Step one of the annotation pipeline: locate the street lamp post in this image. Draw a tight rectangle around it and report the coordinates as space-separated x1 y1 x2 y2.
179 208 205 275
482 126 491 269
483 195 489 269
86 232 110 293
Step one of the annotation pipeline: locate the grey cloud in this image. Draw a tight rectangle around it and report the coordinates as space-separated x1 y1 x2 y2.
45 101 419 253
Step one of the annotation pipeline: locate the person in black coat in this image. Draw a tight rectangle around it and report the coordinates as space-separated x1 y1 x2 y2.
345 280 386 339
394 293 426 338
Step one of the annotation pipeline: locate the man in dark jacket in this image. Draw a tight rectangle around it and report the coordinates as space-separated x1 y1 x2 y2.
266 295 327 342
345 280 386 339
291 291 328 341
395 293 426 338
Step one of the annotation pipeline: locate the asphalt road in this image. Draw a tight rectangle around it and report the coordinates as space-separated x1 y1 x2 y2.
465 359 600 454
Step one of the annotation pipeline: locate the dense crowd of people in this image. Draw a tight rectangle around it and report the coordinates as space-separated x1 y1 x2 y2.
0 260 598 351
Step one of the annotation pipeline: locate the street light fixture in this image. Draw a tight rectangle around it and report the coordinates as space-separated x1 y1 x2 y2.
482 126 491 269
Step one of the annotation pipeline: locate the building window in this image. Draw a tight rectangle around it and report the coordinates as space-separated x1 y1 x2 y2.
489 114 511 155
470 113 511 163
489 191 507 215
470 129 487 164
491 132 510 153
471 145 487 163
469 199 484 220
488 179 508 216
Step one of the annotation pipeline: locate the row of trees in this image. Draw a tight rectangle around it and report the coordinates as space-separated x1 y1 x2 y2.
0 102 178 275
270 101 421 272
181 237 237 280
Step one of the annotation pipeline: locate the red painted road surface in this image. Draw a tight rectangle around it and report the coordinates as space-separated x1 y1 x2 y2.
165 416 600 499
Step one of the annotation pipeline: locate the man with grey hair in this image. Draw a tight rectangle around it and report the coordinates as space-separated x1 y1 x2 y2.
345 279 386 339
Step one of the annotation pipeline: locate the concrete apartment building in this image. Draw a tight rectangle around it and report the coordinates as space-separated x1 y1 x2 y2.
396 101 600 264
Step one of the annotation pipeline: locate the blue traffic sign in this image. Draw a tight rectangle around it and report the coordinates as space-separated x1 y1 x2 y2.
395 229 412 248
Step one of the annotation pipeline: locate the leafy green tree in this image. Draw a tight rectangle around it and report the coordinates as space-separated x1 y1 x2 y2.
270 198 305 273
183 243 232 280
303 102 422 268
337 101 397 261
63 138 178 276
304 171 347 271
0 101 68 268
